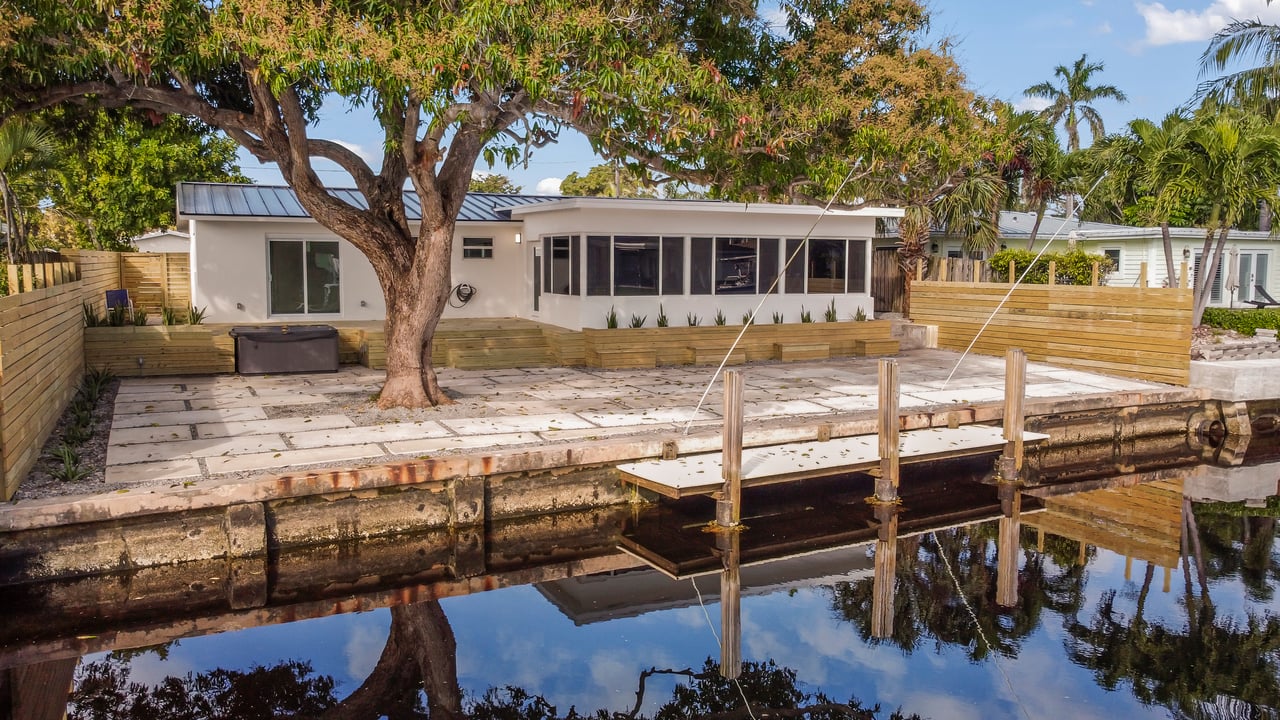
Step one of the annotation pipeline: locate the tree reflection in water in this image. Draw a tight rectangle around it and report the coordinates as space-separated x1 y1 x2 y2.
68 600 917 720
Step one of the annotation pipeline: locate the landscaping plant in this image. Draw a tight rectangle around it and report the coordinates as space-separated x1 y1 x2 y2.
187 305 208 324
772 311 784 324
687 313 701 327
605 306 619 329
628 314 647 328
800 307 813 323
824 299 839 322
714 310 727 326
656 305 669 327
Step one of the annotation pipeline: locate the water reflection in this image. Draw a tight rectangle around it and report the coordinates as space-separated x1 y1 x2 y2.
4 451 1280 718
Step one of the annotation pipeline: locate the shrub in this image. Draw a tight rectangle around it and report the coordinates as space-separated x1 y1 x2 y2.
1200 307 1280 334
987 248 1115 285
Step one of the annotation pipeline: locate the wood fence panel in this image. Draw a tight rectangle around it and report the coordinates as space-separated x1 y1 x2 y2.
62 250 123 317
871 249 905 315
0 282 85 500
911 281 1192 385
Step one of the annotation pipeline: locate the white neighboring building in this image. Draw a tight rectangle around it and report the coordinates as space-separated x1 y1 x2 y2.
176 182 903 329
132 229 191 253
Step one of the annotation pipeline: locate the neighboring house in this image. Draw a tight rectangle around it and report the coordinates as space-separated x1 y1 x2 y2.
176 182 902 329
874 211 1277 308
132 229 191 254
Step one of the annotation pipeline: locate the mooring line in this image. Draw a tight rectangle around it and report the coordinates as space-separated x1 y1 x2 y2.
939 173 1109 390
682 162 865 435
931 531 1035 720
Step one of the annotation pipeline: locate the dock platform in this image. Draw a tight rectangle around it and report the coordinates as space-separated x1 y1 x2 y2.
616 425 1049 498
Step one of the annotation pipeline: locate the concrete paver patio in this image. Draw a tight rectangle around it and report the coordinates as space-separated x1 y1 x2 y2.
103 348 1173 486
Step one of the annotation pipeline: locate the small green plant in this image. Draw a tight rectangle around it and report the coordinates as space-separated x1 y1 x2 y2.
687 312 701 327
714 310 727 326
800 306 813 323
105 304 129 327
656 304 669 327
628 313 647 328
741 311 754 326
132 308 149 326
853 307 868 322
83 367 115 402
772 311 784 324
824 299 838 322
83 302 105 327
605 306 619 329
48 444 91 482
71 404 95 428
187 305 207 325
161 306 180 325
64 423 93 446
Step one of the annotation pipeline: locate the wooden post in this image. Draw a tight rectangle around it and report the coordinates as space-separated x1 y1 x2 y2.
1047 260 1057 286
871 503 899 639
6 265 17 296
915 257 924 282
160 254 172 312
877 359 899 502
1139 261 1148 288
1162 565 1172 593
21 264 34 292
718 530 741 679
1124 556 1133 582
938 257 949 282
717 369 744 529
1009 259 1016 285
1179 261 1189 289
1091 261 1100 286
1077 540 1087 566
998 348 1026 479
996 488 1021 608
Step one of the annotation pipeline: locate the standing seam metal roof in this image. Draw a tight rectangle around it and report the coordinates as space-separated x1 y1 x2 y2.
177 182 552 222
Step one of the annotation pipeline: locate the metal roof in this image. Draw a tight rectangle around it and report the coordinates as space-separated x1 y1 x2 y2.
177 182 553 223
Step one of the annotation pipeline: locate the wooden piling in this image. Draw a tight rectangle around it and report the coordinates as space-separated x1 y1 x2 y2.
1139 261 1149 288
915 258 924 282
877 359 900 502
996 488 1021 608
717 370 744 528
1047 260 1057 286
938 257 949 282
1009 260 1016 284
1179 261 1189 289
718 530 741 679
998 348 1026 479
871 504 899 639
1091 261 1100 286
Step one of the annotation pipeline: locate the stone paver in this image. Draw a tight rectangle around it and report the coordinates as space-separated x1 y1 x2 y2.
98 349 1176 487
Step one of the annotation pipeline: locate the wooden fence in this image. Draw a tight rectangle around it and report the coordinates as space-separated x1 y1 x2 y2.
61 249 191 318
0 282 85 500
4 262 80 295
911 280 1193 385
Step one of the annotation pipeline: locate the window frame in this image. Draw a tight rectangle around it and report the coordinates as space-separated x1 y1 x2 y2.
266 237 342 316
462 237 494 259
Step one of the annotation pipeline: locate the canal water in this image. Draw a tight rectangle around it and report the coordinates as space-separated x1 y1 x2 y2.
8 441 1280 718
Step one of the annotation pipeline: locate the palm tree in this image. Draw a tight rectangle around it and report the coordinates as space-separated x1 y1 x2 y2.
0 119 55 262
1171 110 1280 323
1025 54 1128 153
1198 9 1280 116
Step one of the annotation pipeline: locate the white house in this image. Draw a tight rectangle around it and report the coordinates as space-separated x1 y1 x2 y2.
132 229 191 253
176 182 903 329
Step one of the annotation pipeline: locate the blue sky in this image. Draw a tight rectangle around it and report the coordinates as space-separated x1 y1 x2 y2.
236 0 1280 195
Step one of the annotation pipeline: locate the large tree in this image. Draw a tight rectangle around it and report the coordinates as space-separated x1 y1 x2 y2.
1024 53 1127 153
560 162 656 198
0 0 989 408
42 108 247 250
0 117 54 261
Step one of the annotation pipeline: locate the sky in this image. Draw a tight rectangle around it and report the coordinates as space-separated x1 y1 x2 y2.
234 0 1280 195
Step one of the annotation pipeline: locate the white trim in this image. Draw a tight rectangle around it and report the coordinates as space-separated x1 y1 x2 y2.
509 197 903 218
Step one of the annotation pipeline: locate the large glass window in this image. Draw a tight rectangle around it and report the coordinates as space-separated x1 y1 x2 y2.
784 239 805 294
716 237 757 294
847 240 867 293
269 240 340 314
807 239 846 293
691 237 714 295
759 238 780 294
548 235 573 294
662 237 684 295
613 235 660 295
586 235 611 296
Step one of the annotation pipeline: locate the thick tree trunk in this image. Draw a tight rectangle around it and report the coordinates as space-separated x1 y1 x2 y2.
377 222 455 409
1026 201 1047 250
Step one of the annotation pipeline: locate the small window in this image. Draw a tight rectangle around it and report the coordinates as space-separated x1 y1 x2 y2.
1102 248 1121 271
463 237 494 259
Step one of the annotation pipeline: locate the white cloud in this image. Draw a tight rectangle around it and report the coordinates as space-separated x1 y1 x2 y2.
1015 96 1053 113
1137 0 1280 46
1096 20 1113 34
333 139 378 163
535 177 563 195
344 623 385 682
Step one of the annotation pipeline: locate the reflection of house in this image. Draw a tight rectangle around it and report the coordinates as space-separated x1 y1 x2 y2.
132 229 190 253
176 183 901 329
872 212 1277 311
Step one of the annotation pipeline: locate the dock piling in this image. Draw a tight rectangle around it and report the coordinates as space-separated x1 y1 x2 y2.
998 348 1026 480
871 503 899 639
718 530 742 679
877 359 900 502
996 484 1021 608
716 370 744 529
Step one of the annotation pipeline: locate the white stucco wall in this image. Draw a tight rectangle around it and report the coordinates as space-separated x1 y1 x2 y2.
134 233 191 254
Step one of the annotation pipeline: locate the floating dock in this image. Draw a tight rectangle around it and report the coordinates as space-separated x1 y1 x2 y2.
616 424 1049 499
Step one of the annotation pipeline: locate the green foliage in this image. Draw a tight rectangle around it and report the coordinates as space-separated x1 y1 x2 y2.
1200 307 1280 334
187 305 207 325
656 304 669 327
772 311 784 323
854 306 868 321
81 367 114 403
161 306 180 325
560 163 655 198
39 108 246 250
82 302 103 327
47 443 90 482
131 308 148 326
988 248 1115 285
741 311 753 326
628 313 647 328
800 306 813 323
468 173 522 194
824 299 839 322
605 306 618 329
714 310 727 326
686 312 700 327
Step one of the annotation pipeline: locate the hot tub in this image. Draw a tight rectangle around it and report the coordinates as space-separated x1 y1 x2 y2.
229 325 340 374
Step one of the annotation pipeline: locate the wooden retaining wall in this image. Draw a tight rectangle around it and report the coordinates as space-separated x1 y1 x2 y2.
84 326 235 377
0 282 85 500
911 281 1192 385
